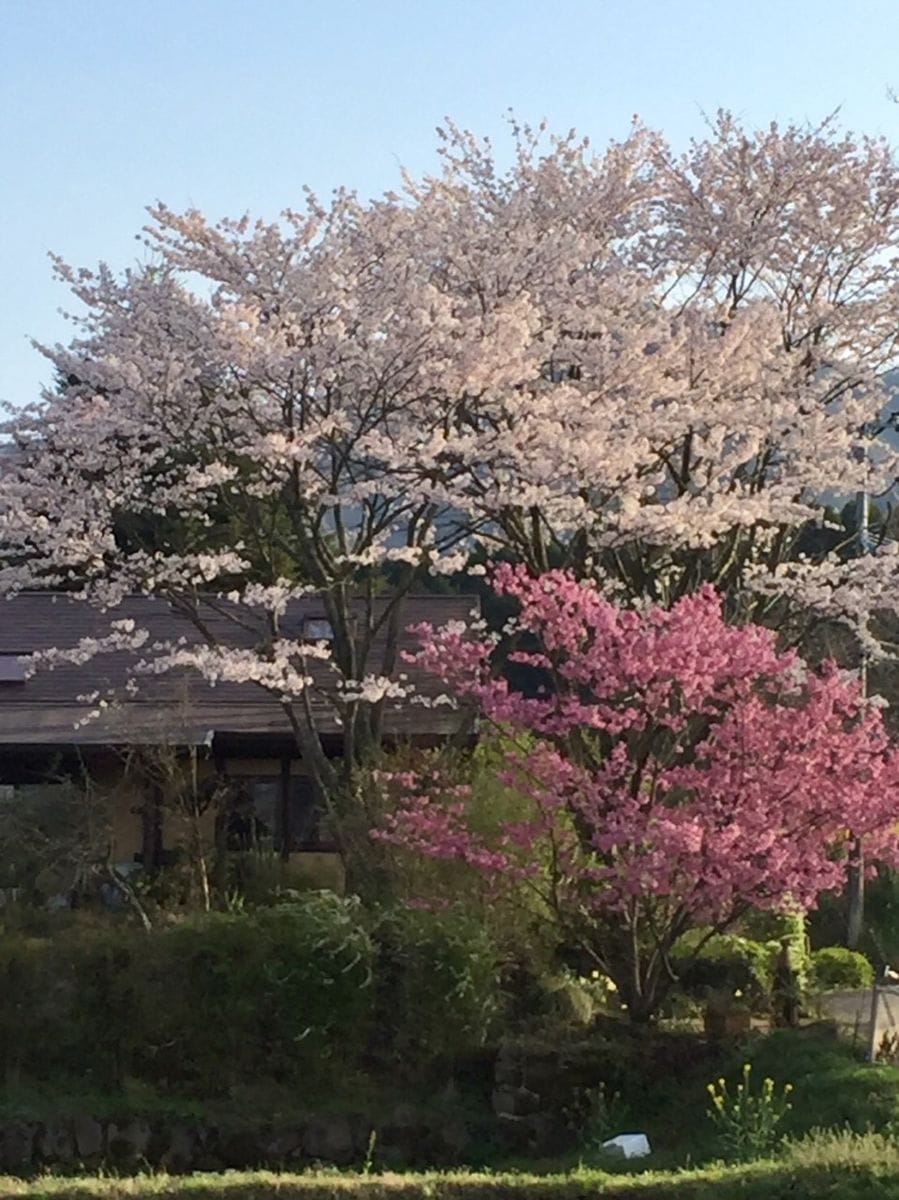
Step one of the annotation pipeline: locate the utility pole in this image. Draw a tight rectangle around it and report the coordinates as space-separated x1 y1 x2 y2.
846 484 870 949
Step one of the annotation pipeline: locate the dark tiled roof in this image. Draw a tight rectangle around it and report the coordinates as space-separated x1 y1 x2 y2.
0 592 476 745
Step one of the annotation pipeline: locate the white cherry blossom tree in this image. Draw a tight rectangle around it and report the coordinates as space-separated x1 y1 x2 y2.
4 112 899 846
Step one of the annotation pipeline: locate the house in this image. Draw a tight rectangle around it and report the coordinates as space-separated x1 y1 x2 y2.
0 591 476 893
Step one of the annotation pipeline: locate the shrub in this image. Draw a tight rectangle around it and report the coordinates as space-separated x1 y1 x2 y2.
745 1027 899 1137
0 895 375 1096
371 905 503 1070
672 932 774 1011
61 926 146 1088
252 896 374 1070
0 934 50 1081
140 910 274 1091
144 894 374 1092
809 946 874 991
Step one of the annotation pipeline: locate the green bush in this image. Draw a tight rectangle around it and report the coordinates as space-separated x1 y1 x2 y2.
371 905 503 1070
0 894 374 1096
810 946 874 991
143 894 374 1092
0 933 50 1082
253 896 374 1069
140 910 275 1091
62 926 146 1088
672 932 774 1010
0 925 144 1087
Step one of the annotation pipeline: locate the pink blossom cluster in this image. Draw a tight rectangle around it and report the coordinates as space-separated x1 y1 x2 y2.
380 568 899 924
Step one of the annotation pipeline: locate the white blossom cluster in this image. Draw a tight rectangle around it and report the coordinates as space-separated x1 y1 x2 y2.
4 113 899 722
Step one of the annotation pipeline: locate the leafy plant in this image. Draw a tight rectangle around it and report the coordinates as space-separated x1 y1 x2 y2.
568 1082 630 1157
877 1031 899 1065
370 904 502 1072
707 1062 793 1161
810 946 873 991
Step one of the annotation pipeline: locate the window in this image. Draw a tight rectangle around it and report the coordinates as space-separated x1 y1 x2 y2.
220 774 324 852
302 617 334 642
542 360 582 383
0 654 28 683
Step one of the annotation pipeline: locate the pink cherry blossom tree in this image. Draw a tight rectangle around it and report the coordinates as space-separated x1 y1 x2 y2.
377 566 899 1022
4 113 899 834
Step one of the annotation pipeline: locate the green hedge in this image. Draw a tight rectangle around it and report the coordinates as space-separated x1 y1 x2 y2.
372 905 502 1070
0 896 375 1093
145 897 375 1091
809 946 874 992
0 897 505 1096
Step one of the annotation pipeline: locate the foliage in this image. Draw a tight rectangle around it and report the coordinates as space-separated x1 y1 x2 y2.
146 896 374 1091
366 738 559 975
566 1082 631 1159
0 932 53 1084
379 568 899 1021
0 780 111 903
744 1028 899 1136
672 933 774 1012
809 868 899 968
370 904 503 1071
706 1062 793 1161
0 896 374 1095
0 895 511 1102
742 908 810 991
809 947 874 991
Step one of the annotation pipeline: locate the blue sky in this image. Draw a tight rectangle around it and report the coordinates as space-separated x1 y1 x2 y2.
4 0 899 409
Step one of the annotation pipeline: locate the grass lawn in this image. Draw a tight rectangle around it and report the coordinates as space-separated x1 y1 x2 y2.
3 1131 899 1200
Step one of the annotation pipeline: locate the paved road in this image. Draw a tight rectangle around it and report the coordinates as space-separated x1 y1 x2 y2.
815 987 899 1053
815 988 875 1028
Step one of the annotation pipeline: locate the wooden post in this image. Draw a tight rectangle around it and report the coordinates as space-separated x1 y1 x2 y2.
279 753 292 862
848 485 869 948
141 784 163 868
868 980 881 1064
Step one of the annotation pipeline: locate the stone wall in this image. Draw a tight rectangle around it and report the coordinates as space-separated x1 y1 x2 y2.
0 1108 476 1176
0 1027 711 1174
